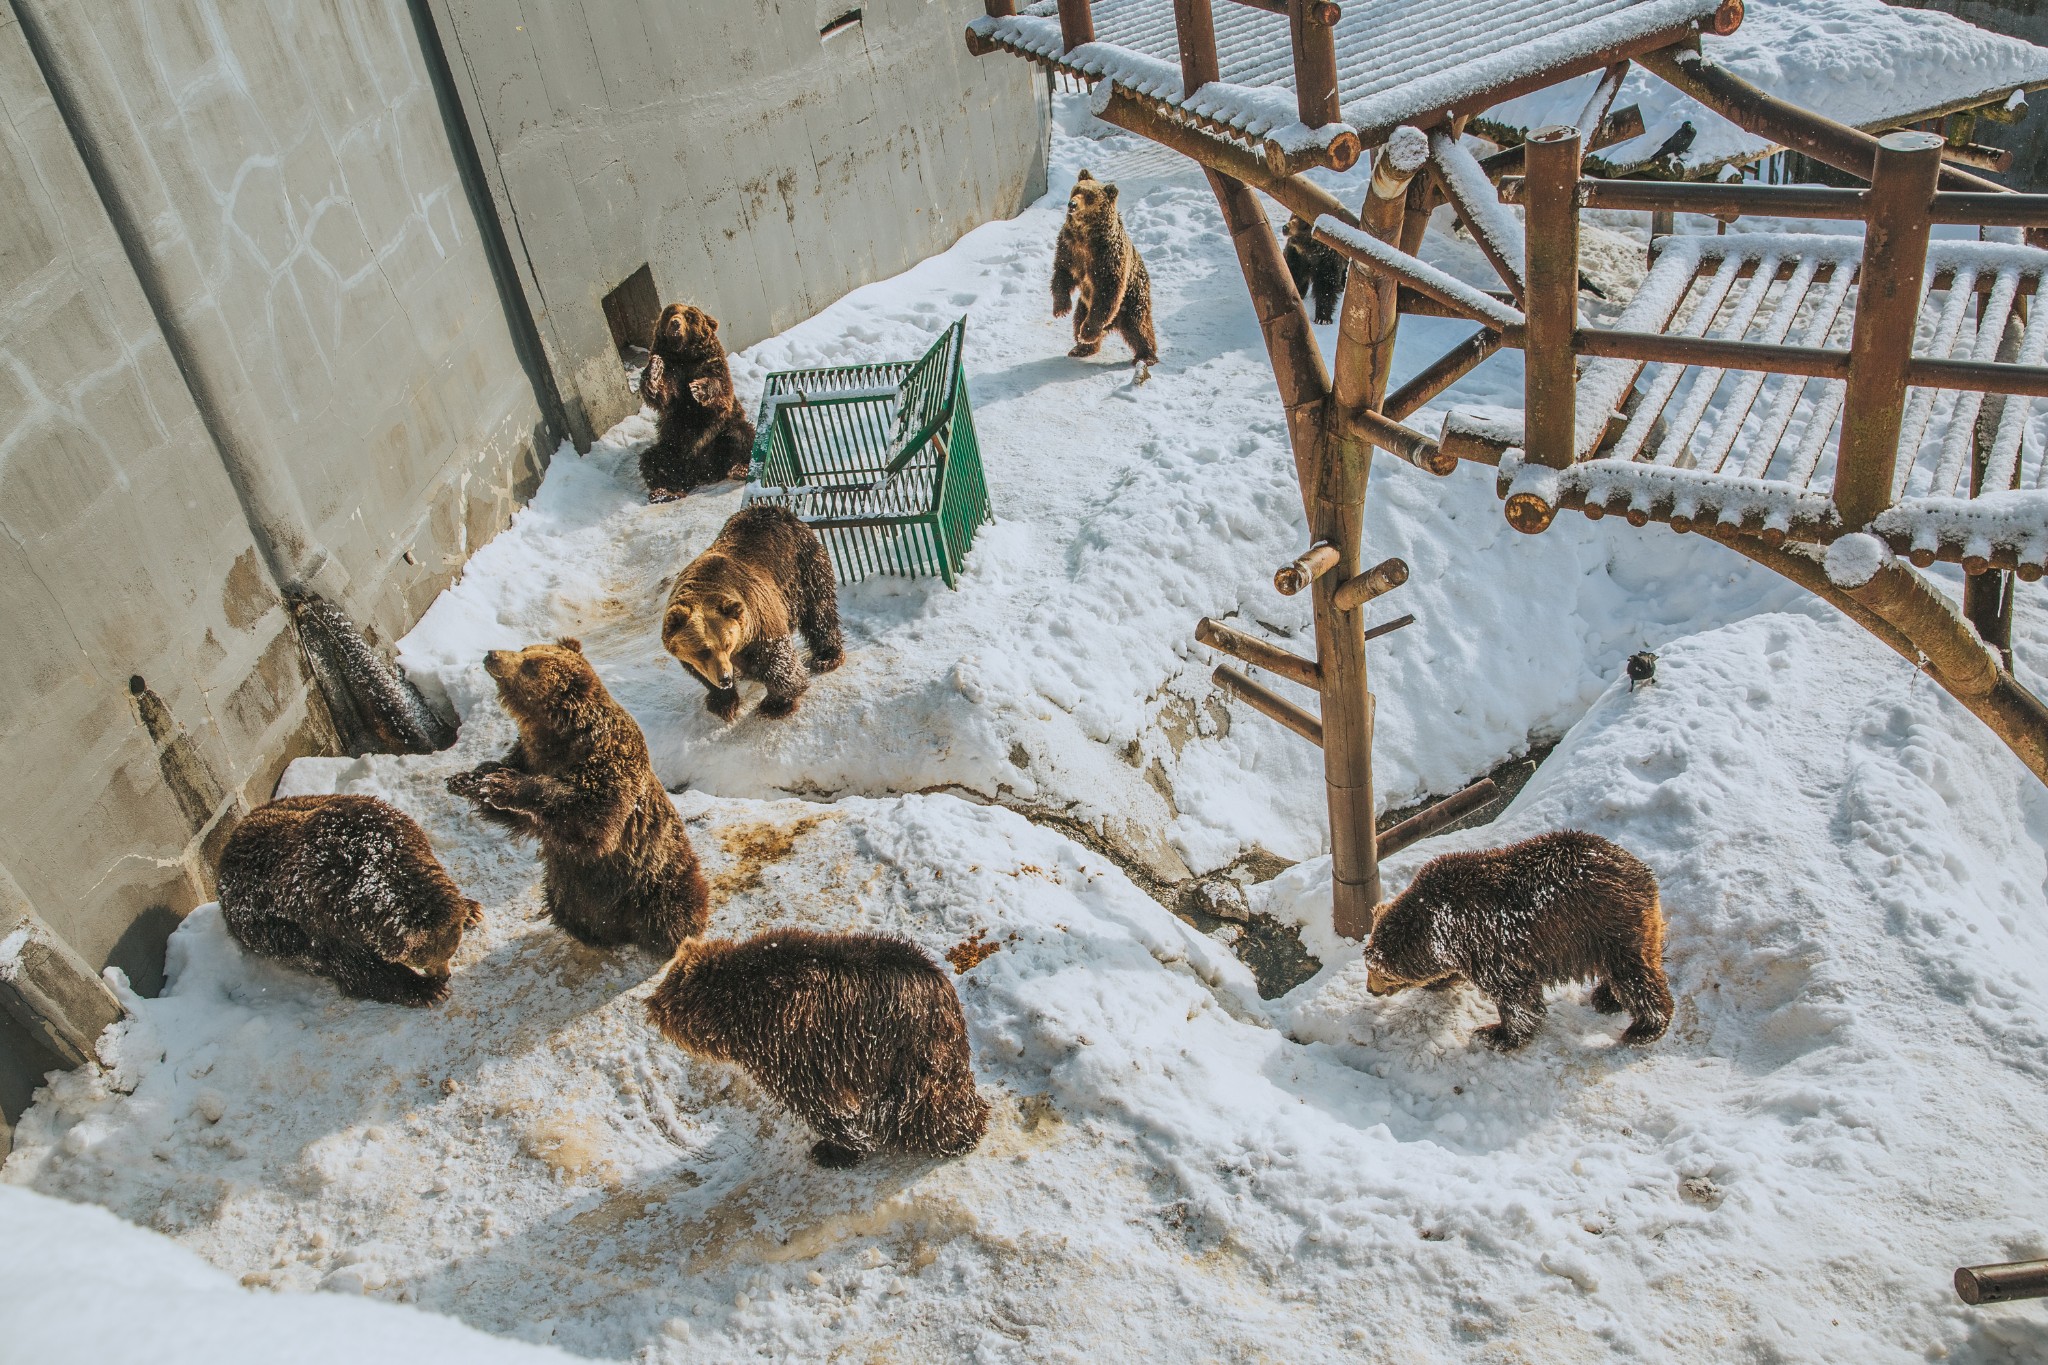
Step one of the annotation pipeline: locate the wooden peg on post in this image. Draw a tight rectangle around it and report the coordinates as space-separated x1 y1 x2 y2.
1057 0 1094 51
1289 0 1342 129
1836 131 1941 531
1196 618 1321 691
1214 665 1324 746
1332 556 1408 611
1275 543 1340 595
1375 778 1499 859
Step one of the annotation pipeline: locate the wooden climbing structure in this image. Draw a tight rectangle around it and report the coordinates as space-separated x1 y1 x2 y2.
966 0 2048 940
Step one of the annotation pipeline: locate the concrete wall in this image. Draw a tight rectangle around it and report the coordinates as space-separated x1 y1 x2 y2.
0 0 1046 1152
427 0 1050 445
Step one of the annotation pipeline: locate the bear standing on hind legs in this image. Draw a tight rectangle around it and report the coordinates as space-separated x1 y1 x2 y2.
1283 215 1349 326
640 303 755 503
662 504 843 722
1363 830 1673 1051
1051 170 1159 380
446 639 708 956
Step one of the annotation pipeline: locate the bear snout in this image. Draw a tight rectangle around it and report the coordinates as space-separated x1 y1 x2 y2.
1365 964 1407 997
483 650 512 679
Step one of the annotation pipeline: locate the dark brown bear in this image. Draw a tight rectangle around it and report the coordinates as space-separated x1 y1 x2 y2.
661 504 843 722
1283 215 1349 325
640 303 755 503
1051 170 1159 376
446 639 708 955
1364 830 1672 1051
646 929 989 1168
216 795 481 1006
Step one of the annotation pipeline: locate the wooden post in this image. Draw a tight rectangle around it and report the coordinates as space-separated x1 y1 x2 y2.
1175 0 1219 92
1057 0 1093 51
1836 132 1941 530
1967 308 2023 669
1522 125 1581 474
984 0 1018 16
1290 0 1342 128
1958 1261 2048 1306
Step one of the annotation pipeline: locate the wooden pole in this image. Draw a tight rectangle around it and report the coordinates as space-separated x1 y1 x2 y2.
983 0 1018 16
1275 543 1341 595
1522 125 1580 475
1362 613 1415 642
1174 0 1220 92
1197 618 1321 690
1331 136 1425 423
1331 556 1407 611
1057 0 1093 51
1957 1261 2048 1306
1836 131 1941 530
1290 0 1342 128
1385 329 1504 422
1376 778 1500 859
1214 665 1324 745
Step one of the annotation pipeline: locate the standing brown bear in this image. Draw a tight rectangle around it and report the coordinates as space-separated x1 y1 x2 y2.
217 795 481 1006
446 639 708 955
640 303 755 503
1364 830 1672 1051
1051 170 1159 377
662 504 843 722
1283 215 1349 325
646 929 989 1168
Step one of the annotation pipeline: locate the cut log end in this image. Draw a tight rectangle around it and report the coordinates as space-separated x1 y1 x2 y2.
2019 562 2044 583
1275 543 1341 596
1711 0 1744 37
1504 492 1557 535
1962 555 1992 577
1910 548 1938 569
1332 556 1410 612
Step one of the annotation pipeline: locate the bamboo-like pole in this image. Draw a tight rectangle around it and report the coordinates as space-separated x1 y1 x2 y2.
1376 778 1500 859
1332 136 1425 424
984 0 1018 16
1094 88 1360 233
1362 613 1416 642
1174 0 1220 91
1290 0 1342 128
1346 408 1457 475
1214 665 1324 745
1522 125 1580 473
1332 556 1408 611
1275 543 1340 595
1836 132 1942 530
1957 1261 2048 1306
1385 329 1503 422
1057 0 1093 50
1197 618 1321 690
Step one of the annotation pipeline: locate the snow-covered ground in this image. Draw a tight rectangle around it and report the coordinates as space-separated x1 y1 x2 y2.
8 97 2048 1363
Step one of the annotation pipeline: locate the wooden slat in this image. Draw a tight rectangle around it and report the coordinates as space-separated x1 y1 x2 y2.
1577 329 1854 381
1197 618 1321 691
1213 665 1323 746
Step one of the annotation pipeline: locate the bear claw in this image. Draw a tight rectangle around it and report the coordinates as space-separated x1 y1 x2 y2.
811 1140 865 1169
1473 1023 1528 1052
757 694 799 719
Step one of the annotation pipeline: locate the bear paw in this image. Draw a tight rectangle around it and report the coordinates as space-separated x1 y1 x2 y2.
1621 1018 1669 1046
1052 299 1071 318
463 899 486 930
1589 982 1625 1014
646 486 687 505
1473 1023 1529 1052
808 649 844 674
706 689 742 723
399 970 452 1008
1068 341 1101 358
688 376 719 403
474 770 528 811
757 694 800 719
726 461 752 481
811 1139 865 1169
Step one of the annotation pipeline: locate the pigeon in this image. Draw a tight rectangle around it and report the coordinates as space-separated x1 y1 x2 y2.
1626 651 1658 691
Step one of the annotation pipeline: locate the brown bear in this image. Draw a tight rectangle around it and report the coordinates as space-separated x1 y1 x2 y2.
662 504 843 722
216 794 481 1006
640 303 755 503
1283 214 1349 326
646 929 989 1168
1051 170 1159 376
1363 829 1672 1051
446 639 708 955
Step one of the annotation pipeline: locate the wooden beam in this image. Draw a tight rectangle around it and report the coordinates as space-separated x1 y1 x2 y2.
1174 0 1220 91
1197 618 1321 690
1362 612 1416 642
1522 124 1581 472
1290 0 1342 128
1906 355 2048 399
1275 543 1341 595
1836 132 1942 530
1575 329 1852 380
1346 408 1456 475
1385 329 1504 422
1376 778 1501 859
1332 557 1408 612
1213 665 1324 745
1056 0 1093 51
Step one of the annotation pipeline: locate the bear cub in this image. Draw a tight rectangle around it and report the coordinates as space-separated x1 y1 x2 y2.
646 928 989 1168
1052 170 1159 377
447 639 708 955
1283 215 1350 325
217 794 481 1006
662 504 843 722
1364 829 1672 1051
640 303 755 503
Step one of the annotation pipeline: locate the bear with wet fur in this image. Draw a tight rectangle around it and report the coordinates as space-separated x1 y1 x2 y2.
662 504 843 722
640 303 755 503
1283 215 1349 326
446 639 708 955
1051 170 1159 371
217 795 481 1006
1364 829 1672 1051
646 929 989 1168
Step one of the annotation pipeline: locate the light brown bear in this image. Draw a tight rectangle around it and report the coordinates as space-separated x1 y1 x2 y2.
661 504 843 722
446 639 708 955
640 303 755 503
1363 829 1672 1051
1051 170 1158 376
216 795 481 1006
646 928 989 1168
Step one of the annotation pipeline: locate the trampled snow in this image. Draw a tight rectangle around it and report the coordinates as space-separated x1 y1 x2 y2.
7 96 2048 1363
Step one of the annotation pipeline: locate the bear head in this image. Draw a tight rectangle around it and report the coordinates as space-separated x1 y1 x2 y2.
1065 169 1119 220
1282 214 1314 244
663 591 751 692
482 638 602 736
653 303 719 355
1362 900 1455 997
393 899 469 977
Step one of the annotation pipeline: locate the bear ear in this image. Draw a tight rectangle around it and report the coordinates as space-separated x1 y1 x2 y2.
1076 168 1094 182
703 313 719 333
1104 182 1119 202
557 636 584 654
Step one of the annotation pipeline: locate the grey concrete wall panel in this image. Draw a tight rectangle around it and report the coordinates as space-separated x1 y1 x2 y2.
427 0 1051 444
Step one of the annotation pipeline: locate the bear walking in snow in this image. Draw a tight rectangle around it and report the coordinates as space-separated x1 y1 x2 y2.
646 929 989 1168
1282 215 1349 326
640 303 755 503
1051 170 1159 376
447 639 708 955
1363 830 1672 1051
662 504 843 722
217 795 481 1006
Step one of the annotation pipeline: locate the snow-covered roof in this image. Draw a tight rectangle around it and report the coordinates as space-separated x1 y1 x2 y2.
971 0 1726 156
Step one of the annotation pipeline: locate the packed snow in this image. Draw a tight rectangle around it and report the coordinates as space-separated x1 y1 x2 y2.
9 95 2048 1363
